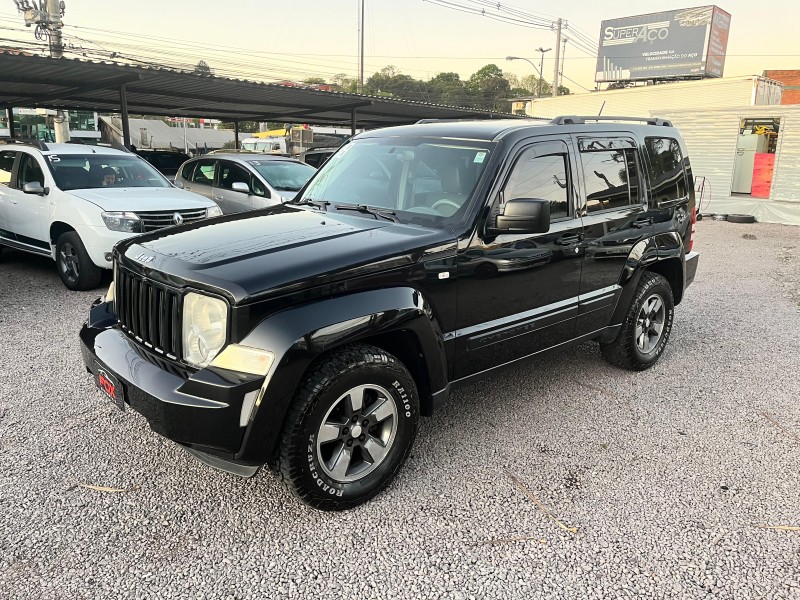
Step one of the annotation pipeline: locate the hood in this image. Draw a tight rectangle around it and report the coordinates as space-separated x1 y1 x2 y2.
118 205 454 304
67 186 215 211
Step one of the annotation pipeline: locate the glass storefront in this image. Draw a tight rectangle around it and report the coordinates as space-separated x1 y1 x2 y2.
0 108 99 140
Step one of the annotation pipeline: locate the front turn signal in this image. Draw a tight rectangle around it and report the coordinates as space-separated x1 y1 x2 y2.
210 344 274 376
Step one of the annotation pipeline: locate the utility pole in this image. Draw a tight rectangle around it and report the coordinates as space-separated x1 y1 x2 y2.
357 0 364 93
551 18 562 97
559 36 567 89
14 0 69 141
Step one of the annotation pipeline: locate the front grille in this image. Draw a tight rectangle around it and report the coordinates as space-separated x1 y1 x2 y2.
135 209 207 232
116 267 182 360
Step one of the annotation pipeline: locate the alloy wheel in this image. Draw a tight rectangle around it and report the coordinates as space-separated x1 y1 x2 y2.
59 242 80 284
635 293 665 353
316 384 398 483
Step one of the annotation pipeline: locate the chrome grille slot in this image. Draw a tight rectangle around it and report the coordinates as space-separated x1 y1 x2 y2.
116 266 182 359
135 209 208 232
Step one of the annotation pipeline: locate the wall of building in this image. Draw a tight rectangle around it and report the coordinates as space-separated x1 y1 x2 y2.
763 70 800 105
656 105 800 205
517 77 783 119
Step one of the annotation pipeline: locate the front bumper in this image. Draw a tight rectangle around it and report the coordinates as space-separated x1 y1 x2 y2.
80 300 264 462
685 250 699 288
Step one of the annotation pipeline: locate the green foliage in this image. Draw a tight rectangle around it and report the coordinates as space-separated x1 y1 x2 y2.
193 60 212 76
217 121 259 133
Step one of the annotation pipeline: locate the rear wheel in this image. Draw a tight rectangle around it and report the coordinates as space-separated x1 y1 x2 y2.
600 271 674 371
276 344 419 510
56 232 103 291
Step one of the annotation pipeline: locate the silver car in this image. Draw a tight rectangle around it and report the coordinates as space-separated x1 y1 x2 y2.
175 153 316 214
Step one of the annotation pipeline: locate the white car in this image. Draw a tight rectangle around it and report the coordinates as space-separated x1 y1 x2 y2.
0 141 221 290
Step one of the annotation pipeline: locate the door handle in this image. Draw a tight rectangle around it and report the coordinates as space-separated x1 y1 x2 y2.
555 233 583 246
631 217 653 228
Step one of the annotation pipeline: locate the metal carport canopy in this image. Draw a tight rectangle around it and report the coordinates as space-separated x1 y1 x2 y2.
0 51 512 128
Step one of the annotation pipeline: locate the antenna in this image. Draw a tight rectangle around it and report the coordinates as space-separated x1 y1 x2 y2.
598 101 606 116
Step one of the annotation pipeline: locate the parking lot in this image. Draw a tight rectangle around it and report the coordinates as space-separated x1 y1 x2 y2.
0 219 798 599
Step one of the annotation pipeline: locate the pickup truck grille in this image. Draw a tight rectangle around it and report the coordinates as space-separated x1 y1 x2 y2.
135 209 207 232
116 267 182 360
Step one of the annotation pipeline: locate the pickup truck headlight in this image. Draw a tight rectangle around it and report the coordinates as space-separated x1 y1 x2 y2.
182 293 227 368
206 206 223 218
102 211 142 233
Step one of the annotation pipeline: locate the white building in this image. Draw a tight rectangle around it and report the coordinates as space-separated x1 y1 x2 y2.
513 76 800 225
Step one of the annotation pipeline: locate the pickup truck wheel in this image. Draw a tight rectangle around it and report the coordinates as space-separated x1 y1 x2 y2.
56 232 103 291
600 271 674 371
276 344 419 510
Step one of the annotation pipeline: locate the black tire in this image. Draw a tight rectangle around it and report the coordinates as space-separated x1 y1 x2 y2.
276 343 419 510
600 272 675 371
712 214 728 221
727 213 756 224
56 232 103 291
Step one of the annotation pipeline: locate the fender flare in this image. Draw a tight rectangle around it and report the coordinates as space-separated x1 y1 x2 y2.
234 287 447 463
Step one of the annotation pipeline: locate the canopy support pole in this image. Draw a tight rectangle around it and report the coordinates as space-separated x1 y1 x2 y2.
233 120 239 149
351 108 357 136
6 108 16 139
119 84 131 149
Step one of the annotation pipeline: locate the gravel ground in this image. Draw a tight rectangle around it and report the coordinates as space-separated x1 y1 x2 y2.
0 220 799 600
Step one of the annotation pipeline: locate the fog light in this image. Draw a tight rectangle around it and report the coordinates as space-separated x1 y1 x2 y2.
104 252 112 262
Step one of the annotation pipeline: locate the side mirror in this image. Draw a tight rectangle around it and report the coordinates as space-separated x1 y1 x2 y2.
487 198 550 236
22 181 48 196
172 180 185 189
231 182 250 194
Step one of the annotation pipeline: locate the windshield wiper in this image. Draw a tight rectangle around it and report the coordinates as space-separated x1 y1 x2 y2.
334 204 399 222
285 197 330 210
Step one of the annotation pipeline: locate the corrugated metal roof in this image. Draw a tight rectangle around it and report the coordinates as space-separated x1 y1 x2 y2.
0 51 513 128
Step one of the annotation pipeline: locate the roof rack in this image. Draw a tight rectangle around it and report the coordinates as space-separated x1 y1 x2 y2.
0 137 50 151
550 116 673 127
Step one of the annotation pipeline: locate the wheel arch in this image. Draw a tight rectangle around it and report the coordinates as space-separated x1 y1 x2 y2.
50 221 76 248
234 287 447 464
646 257 683 305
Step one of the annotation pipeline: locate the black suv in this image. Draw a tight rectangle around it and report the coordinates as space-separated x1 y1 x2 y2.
80 116 699 510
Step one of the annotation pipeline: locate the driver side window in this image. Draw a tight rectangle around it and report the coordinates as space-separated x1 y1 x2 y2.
17 154 45 188
502 149 570 221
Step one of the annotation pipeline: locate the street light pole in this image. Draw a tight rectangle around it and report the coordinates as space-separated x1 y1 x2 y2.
536 47 551 98
506 55 544 93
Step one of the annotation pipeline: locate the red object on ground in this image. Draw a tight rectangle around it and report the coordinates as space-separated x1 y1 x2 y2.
752 153 775 198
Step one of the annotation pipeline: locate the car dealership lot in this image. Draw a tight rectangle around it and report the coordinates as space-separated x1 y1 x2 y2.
0 220 798 599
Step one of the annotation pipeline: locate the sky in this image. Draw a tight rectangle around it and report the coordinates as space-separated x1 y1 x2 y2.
0 0 798 94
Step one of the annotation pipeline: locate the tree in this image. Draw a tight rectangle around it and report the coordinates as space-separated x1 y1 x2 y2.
303 77 326 85
193 60 213 76
217 121 259 133
467 64 511 111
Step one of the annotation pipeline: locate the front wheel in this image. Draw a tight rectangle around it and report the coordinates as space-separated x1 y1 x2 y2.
600 271 674 371
275 344 419 510
56 232 103 291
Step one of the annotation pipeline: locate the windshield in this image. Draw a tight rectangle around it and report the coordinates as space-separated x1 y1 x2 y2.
45 154 170 191
247 160 316 192
297 137 494 225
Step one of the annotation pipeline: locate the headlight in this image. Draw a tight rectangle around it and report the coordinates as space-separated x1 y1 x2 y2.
182 293 227 368
210 344 274 376
206 206 223 218
102 211 142 233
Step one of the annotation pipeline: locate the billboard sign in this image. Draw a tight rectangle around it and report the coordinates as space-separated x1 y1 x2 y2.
595 6 731 82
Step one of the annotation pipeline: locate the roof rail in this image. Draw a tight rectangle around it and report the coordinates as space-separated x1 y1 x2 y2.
65 139 133 153
550 115 673 127
0 137 50 151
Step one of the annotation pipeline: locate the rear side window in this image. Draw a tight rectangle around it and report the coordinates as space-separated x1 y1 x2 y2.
0 150 16 185
191 160 216 185
645 137 687 203
581 147 641 213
